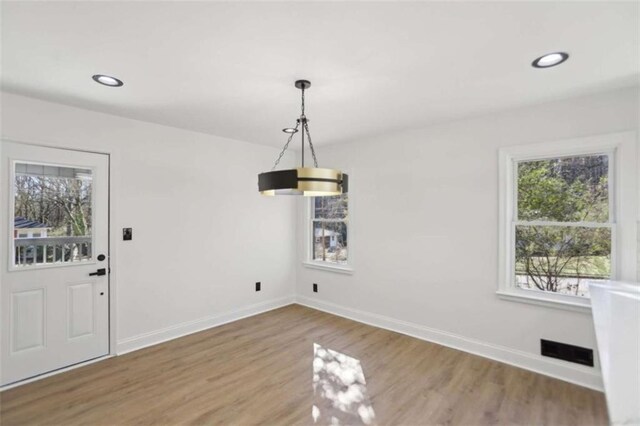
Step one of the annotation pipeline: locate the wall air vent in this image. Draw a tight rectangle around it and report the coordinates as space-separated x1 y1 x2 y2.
541 339 594 366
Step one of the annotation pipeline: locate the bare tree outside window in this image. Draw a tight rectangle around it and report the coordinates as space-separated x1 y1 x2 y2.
13 163 93 266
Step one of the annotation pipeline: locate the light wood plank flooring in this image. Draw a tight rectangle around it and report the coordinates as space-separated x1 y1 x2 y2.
0 304 607 425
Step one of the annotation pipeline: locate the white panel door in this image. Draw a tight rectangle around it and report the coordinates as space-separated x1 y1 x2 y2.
1 141 109 386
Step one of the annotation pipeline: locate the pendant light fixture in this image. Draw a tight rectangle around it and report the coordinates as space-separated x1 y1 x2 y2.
258 80 348 196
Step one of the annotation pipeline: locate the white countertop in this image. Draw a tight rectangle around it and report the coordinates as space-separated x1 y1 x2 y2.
589 280 640 426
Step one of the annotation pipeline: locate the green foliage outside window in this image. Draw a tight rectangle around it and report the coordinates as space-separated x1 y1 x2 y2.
515 155 610 297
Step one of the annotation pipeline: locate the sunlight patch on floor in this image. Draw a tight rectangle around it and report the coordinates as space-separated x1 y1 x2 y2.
312 343 377 425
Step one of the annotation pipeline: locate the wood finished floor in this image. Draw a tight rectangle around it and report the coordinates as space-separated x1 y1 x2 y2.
0 304 607 425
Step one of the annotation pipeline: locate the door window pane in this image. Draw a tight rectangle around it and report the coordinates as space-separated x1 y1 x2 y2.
13 162 93 267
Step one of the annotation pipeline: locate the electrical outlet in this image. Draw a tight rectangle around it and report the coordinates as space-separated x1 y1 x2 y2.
255 282 261 292
313 283 318 293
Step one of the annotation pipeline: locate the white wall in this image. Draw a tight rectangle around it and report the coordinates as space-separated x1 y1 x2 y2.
2 87 638 390
296 87 639 390
1 92 297 353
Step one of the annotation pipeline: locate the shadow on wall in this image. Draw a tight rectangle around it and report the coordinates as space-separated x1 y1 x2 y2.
312 343 377 425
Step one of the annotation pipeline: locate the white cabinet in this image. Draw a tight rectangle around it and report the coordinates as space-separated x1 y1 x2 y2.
589 281 640 425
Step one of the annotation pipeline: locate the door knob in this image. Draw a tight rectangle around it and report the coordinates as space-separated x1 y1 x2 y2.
89 268 107 277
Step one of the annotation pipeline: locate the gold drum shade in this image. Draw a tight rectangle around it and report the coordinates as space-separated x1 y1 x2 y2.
259 167 348 196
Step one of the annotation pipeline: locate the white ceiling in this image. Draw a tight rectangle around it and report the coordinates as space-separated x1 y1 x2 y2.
2 1 638 147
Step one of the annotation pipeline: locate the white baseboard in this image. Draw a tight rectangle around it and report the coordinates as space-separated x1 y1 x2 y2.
117 296 295 355
296 296 603 392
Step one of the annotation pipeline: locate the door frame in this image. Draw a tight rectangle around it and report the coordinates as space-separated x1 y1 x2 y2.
0 139 117 389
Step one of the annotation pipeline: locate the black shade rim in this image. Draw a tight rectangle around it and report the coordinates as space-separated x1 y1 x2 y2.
531 52 569 68
92 74 124 87
258 169 348 194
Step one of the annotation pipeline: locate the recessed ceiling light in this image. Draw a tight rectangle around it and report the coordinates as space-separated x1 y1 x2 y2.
92 74 124 87
531 52 569 68
282 128 298 134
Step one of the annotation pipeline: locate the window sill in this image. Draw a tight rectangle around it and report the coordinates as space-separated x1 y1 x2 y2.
303 261 354 275
496 290 592 314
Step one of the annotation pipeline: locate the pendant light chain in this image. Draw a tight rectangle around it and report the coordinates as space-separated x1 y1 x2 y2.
271 82 319 170
301 87 319 167
304 121 319 168
271 121 300 170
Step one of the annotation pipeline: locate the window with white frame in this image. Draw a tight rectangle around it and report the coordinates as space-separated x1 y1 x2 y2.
514 153 612 297
498 133 637 308
310 194 348 265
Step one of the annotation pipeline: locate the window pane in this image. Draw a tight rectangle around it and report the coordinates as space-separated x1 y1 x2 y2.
517 155 608 222
313 221 348 264
14 163 93 267
314 194 348 220
515 225 611 297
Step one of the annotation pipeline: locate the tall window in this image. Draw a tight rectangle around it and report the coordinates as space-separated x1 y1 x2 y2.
499 133 637 310
514 154 612 297
311 194 348 265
